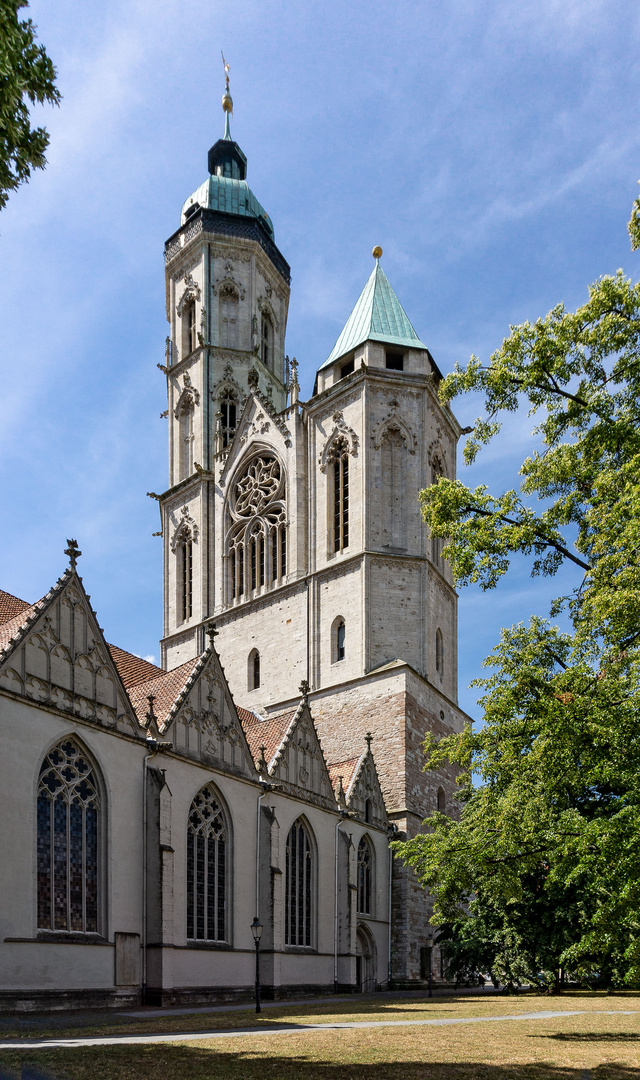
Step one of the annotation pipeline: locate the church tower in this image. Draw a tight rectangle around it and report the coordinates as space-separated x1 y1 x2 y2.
159 68 291 664
158 79 467 984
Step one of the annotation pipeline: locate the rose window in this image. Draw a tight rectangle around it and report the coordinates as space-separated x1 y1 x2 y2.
227 454 287 599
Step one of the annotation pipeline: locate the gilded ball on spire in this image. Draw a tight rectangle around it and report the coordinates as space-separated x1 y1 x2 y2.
222 90 233 114
372 245 383 260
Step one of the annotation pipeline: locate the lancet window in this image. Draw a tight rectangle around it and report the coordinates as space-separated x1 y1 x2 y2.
183 299 197 356
178 538 193 623
357 836 373 916
285 818 314 947
37 739 100 934
333 617 346 663
227 453 287 601
329 437 349 553
219 388 238 448
249 648 260 690
220 285 239 349
435 628 444 675
187 784 228 942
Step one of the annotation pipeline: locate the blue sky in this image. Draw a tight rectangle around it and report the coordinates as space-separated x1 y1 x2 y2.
2 0 639 720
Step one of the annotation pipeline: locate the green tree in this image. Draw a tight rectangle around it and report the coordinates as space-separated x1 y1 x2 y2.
0 0 60 210
394 196 640 989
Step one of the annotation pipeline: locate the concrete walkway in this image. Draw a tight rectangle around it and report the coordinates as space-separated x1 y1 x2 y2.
0 1009 635 1050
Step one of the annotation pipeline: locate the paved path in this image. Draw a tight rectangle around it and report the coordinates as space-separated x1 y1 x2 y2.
0 1009 635 1051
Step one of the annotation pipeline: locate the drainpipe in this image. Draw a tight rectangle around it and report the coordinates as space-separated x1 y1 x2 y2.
141 740 157 1004
255 778 271 920
334 810 347 994
387 823 397 989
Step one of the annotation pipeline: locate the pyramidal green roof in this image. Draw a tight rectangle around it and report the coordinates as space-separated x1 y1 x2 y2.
320 262 428 370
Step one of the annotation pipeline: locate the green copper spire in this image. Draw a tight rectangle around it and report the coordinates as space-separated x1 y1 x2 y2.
319 252 428 370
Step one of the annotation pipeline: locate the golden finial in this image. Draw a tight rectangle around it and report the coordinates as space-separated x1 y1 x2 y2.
372 245 383 261
221 51 233 115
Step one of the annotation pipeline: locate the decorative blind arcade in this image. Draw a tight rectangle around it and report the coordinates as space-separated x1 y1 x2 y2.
187 785 227 942
228 454 287 600
37 740 99 933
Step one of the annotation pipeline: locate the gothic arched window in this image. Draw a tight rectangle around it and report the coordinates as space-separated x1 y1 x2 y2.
328 437 349 554
37 739 100 933
187 784 228 942
285 818 314 947
183 299 197 356
249 648 260 690
437 786 446 812
220 285 239 349
219 388 238 448
435 628 444 675
357 835 373 916
227 454 287 601
333 617 346 663
261 314 273 370
178 539 193 623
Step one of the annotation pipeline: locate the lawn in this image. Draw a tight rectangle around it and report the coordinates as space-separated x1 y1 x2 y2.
0 993 638 1079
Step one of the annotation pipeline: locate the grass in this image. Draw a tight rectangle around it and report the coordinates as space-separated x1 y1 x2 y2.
0 993 638 1079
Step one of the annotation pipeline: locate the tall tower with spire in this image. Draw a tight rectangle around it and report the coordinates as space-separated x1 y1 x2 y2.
158 79 466 983
159 66 291 663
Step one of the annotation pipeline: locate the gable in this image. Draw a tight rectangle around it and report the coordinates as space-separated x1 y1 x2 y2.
0 571 142 737
163 649 257 780
270 702 337 812
219 389 292 487
347 749 388 829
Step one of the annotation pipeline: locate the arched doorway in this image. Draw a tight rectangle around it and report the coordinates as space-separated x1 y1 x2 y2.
355 923 377 993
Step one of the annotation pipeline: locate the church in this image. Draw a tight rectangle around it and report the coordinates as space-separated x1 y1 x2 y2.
0 78 466 1010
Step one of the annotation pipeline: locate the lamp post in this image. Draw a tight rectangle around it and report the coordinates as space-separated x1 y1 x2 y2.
426 931 434 999
251 916 263 1013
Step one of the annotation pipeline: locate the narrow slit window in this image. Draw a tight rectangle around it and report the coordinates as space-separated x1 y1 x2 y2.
331 439 350 553
179 540 193 623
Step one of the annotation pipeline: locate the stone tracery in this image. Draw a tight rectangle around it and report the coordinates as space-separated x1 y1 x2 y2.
226 452 287 600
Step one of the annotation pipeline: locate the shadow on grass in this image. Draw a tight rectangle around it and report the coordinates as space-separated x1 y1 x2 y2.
537 1033 640 1042
0 1047 639 1080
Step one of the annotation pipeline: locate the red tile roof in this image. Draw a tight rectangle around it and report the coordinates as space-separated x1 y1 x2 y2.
0 602 39 653
0 589 31 625
327 756 362 795
240 708 297 769
108 644 165 688
128 658 200 729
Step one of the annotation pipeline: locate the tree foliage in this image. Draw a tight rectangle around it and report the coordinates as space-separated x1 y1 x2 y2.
395 198 640 989
0 0 60 210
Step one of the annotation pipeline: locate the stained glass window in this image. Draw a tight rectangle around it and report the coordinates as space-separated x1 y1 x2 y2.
37 739 100 933
285 818 313 947
187 784 227 942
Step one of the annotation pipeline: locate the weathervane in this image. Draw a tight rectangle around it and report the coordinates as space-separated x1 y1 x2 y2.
221 51 233 127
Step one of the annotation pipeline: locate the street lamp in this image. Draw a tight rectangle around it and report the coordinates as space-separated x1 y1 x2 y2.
251 916 263 1013
426 931 434 999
